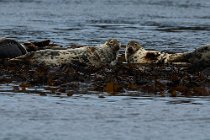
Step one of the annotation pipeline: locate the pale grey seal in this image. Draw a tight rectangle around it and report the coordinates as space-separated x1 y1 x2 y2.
11 39 121 68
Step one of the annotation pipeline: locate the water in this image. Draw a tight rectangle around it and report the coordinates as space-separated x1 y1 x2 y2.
1 0 210 139
1 92 210 140
1 0 210 51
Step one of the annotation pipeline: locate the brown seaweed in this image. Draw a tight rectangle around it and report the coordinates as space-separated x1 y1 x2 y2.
0 40 210 97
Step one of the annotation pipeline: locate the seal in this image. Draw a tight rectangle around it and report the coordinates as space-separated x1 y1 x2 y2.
125 40 205 64
0 38 27 58
0 38 60 59
11 39 120 68
186 44 210 69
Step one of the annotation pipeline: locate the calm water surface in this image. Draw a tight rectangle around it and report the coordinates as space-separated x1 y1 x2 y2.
0 0 210 51
1 90 210 140
1 0 210 140
0 89 210 140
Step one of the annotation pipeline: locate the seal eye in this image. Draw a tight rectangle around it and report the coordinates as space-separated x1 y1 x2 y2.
109 40 114 45
134 43 138 47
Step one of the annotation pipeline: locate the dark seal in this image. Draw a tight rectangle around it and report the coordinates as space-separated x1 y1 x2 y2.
0 38 27 59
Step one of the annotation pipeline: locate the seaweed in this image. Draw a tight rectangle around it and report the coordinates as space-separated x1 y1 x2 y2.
0 40 210 97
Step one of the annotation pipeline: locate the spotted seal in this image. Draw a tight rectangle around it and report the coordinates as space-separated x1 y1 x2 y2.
125 40 210 65
11 39 120 68
186 44 210 69
125 41 194 64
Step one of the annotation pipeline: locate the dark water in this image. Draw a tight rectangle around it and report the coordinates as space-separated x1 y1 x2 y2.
1 0 210 140
1 0 210 51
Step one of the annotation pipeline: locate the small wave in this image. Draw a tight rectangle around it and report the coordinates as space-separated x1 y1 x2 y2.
157 26 210 32
87 19 137 25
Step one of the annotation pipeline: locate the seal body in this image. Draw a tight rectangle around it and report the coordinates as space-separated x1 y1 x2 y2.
12 39 120 68
125 40 200 64
185 45 210 69
187 45 210 63
0 38 27 58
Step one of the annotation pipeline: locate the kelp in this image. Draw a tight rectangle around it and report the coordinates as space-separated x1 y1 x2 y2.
0 39 209 97
0 60 209 97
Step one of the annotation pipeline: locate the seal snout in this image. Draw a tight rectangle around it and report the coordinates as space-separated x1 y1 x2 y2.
127 45 134 54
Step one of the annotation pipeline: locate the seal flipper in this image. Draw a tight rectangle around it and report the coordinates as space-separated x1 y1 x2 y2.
167 52 190 63
9 51 36 65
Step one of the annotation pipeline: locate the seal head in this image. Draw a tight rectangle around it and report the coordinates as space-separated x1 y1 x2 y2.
105 39 120 53
125 40 144 62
